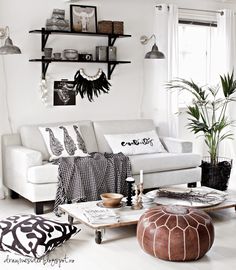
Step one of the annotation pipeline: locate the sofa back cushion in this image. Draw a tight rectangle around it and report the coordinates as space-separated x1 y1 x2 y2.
20 121 98 160
93 119 156 153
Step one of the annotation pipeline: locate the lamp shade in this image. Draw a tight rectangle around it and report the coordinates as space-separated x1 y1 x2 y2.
145 43 165 59
0 37 21 55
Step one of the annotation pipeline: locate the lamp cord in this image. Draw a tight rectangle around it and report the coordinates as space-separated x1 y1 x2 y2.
1 55 13 134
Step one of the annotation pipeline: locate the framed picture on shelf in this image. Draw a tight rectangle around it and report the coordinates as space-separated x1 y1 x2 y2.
53 81 76 106
70 5 97 33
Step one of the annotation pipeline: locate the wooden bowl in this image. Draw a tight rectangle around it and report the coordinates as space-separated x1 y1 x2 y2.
100 193 124 208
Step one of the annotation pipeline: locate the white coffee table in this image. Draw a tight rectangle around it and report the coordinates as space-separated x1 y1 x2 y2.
59 201 155 244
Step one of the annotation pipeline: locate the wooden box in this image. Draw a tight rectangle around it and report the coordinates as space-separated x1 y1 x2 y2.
98 21 113 34
113 21 124 35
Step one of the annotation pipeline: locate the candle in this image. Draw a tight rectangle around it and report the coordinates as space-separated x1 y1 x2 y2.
140 170 143 184
126 177 135 206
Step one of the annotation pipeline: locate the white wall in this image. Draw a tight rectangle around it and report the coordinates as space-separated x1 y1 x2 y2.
0 0 155 185
0 0 150 130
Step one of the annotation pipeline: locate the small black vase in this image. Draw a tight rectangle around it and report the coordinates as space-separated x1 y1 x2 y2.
201 157 232 191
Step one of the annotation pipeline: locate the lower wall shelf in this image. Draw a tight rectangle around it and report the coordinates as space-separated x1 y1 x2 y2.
29 58 131 80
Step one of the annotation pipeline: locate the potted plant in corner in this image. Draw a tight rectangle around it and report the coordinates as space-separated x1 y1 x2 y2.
168 71 236 191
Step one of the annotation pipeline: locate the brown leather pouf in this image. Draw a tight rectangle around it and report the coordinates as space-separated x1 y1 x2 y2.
137 205 214 261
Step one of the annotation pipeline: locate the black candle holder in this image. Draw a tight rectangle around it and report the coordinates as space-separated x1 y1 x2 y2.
126 177 135 206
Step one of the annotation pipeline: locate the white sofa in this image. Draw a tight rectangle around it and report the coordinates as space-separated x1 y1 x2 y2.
1 119 201 214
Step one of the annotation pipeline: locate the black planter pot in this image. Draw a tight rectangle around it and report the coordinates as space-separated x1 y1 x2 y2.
201 157 232 191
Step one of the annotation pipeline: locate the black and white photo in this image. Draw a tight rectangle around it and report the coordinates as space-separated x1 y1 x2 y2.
53 81 76 106
70 5 97 33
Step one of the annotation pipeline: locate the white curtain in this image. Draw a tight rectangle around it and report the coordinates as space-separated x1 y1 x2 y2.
217 10 236 74
155 4 179 137
167 5 179 137
217 10 236 160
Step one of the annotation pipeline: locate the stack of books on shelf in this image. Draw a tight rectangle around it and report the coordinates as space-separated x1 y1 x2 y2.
83 208 120 224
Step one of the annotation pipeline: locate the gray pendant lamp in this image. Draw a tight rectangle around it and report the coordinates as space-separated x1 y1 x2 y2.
140 34 165 59
0 26 21 55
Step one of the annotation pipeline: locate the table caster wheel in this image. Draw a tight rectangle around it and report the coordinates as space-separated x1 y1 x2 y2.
68 215 74 224
95 230 102 244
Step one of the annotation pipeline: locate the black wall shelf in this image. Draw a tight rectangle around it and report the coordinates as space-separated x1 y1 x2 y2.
29 28 131 79
29 29 132 50
29 58 131 80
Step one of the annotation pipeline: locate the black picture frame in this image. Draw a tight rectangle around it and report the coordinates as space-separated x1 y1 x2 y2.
53 81 76 106
70 5 97 33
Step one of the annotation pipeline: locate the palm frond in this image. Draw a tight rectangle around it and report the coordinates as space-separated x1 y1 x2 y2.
220 70 236 98
167 72 236 165
167 78 208 101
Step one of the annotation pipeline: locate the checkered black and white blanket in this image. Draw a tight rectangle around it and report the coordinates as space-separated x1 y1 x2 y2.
54 152 131 215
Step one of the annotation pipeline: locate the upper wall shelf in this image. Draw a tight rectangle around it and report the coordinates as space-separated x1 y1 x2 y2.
29 28 132 51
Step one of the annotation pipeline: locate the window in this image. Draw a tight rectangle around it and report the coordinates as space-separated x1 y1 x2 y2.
178 22 219 107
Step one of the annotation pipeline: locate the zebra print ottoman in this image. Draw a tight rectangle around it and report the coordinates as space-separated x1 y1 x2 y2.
137 205 214 261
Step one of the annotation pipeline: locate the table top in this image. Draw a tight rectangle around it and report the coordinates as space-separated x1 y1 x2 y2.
59 201 155 229
59 187 236 229
145 186 232 208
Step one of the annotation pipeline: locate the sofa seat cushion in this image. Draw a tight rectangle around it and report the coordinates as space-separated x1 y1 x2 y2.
27 153 201 184
129 153 201 175
28 163 59 184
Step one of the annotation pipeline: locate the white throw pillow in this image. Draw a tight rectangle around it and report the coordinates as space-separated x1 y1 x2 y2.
39 124 89 160
104 130 166 155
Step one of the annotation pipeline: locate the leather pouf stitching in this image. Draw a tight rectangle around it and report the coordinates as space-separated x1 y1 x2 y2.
137 205 214 261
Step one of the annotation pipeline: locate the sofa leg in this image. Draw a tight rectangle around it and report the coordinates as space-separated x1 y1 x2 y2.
34 202 44 215
10 190 19 199
187 182 197 188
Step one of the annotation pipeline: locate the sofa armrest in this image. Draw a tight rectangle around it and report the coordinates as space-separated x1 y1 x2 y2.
3 145 43 197
5 146 43 173
162 137 192 153
1 133 22 147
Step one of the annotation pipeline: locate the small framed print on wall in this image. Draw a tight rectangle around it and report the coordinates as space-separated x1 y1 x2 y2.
53 81 76 106
70 5 97 33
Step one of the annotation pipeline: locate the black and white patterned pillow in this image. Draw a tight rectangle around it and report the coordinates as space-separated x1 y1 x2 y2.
39 124 89 161
0 214 79 258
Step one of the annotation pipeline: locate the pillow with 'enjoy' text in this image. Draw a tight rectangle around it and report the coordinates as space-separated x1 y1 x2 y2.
104 130 166 156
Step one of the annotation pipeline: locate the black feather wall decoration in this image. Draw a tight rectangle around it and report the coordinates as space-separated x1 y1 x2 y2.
73 68 111 102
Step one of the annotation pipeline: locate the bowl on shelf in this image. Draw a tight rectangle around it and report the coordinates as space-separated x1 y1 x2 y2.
63 49 78 60
100 193 124 208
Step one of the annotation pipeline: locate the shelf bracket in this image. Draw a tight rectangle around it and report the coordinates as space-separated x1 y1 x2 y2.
108 36 117 47
108 63 117 80
42 59 50 79
41 28 50 51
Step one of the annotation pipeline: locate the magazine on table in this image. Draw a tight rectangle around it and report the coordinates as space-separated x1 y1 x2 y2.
83 208 120 224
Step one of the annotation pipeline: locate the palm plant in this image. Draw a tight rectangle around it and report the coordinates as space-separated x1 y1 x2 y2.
167 71 236 166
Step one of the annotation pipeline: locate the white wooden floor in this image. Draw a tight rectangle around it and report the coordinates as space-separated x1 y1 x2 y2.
0 176 236 270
